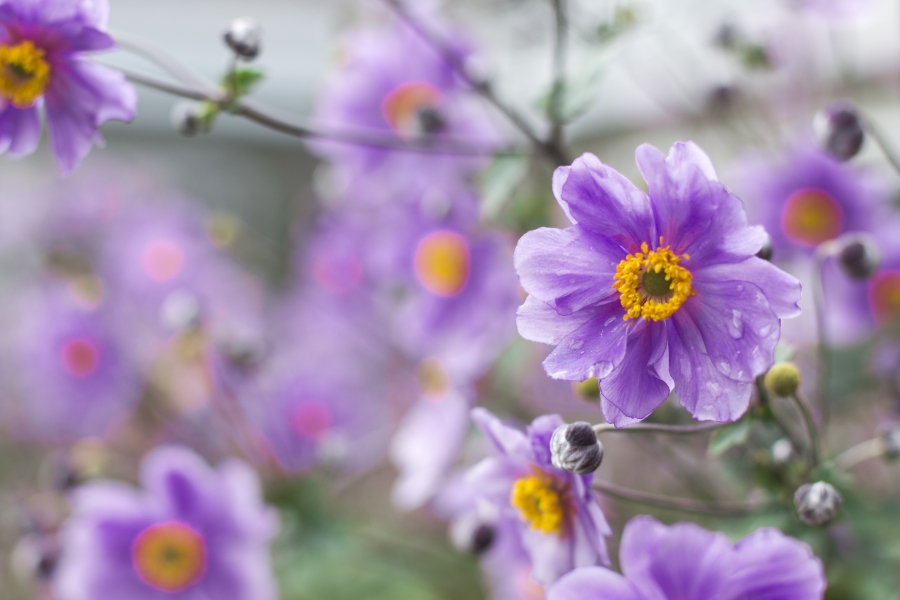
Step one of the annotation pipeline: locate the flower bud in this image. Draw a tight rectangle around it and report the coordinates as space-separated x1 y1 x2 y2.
764 362 802 397
878 424 900 460
224 18 262 60
814 100 864 161
837 233 880 281
11 534 58 583
160 290 202 332
573 377 600 402
171 102 206 138
551 422 604 475
794 481 842 526
449 513 496 555
756 232 773 261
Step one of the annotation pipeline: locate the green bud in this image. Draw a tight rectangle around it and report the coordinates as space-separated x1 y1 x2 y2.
764 362 802 397
573 378 600 402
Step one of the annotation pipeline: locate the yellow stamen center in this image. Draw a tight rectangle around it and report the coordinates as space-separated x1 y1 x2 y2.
613 240 694 321
0 41 51 108
132 521 207 593
511 473 567 535
869 270 900 322
414 230 470 297
781 187 843 246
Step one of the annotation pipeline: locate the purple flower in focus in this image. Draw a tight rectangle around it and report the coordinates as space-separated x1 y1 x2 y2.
547 516 825 600
55 445 278 600
0 0 136 173
735 145 888 260
463 408 611 585
3 283 141 441
515 143 802 426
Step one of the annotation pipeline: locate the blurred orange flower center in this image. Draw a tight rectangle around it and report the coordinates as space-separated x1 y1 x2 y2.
142 239 186 282
381 81 443 138
781 188 843 246
60 337 100 378
869 270 900 322
414 230 470 297
290 400 333 440
132 521 207 593
0 41 50 108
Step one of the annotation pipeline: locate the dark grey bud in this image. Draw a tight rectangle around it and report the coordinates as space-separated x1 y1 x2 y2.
416 107 446 136
551 422 604 475
794 481 842 526
11 535 58 583
224 18 262 60
837 233 880 280
878 424 900 460
713 22 738 49
756 232 773 261
450 514 496 555
814 100 864 161
171 102 206 138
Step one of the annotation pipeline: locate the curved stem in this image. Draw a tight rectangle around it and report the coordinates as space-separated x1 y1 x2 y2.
593 421 724 435
861 114 900 178
592 480 776 517
791 393 821 467
112 31 222 96
380 0 570 165
829 437 884 471
813 241 838 430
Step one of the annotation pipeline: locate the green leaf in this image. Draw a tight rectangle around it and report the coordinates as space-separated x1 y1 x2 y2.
478 154 530 219
709 419 753 456
223 67 265 98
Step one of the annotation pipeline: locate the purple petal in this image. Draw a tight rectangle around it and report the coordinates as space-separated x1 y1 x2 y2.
541 302 629 381
0 104 40 157
725 528 826 600
667 313 753 422
471 407 531 458
547 567 639 600
599 322 672 426
517 295 599 346
514 225 621 314
697 257 802 319
556 152 655 251
620 516 733 600
520 525 575 585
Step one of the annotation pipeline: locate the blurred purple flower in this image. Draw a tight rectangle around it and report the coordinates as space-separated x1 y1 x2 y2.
55 445 278 600
0 0 136 174
734 145 888 260
463 408 611 586
547 515 825 600
3 283 141 441
515 143 802 426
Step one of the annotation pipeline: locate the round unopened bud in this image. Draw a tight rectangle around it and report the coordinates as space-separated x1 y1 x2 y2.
764 362 802 397
756 233 773 261
171 102 206 137
814 101 864 161
224 18 262 60
11 534 58 583
449 513 496 555
551 422 604 475
794 481 842 526
837 233 880 280
573 378 600 402
878 424 900 460
417 107 446 136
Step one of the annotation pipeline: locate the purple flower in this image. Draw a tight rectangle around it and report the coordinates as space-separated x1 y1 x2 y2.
735 145 888 260
463 408 611 585
515 143 802 426
0 0 136 174
547 515 826 600
2 282 142 441
55 445 278 600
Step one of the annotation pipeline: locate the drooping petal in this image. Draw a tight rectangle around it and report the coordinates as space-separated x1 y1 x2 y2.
725 528 826 600
541 302 629 381
667 312 753 422
514 225 621 315
471 407 532 459
620 516 733 600
599 322 671 426
555 152 655 251
0 104 40 157
547 567 640 600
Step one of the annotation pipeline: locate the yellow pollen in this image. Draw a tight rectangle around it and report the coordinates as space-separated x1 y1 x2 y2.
0 41 51 108
511 474 566 535
613 239 695 321
414 230 470 297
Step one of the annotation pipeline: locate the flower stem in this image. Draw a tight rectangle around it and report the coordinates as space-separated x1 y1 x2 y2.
548 0 568 150
592 479 776 517
593 422 724 435
791 393 821 467
828 437 884 471
861 114 900 178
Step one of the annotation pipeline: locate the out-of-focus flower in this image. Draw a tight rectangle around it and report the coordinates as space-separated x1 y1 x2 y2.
311 12 501 198
2 283 141 441
547 516 826 600
516 143 801 426
55 445 279 600
462 408 611 585
735 145 888 260
791 0 874 22
0 0 136 174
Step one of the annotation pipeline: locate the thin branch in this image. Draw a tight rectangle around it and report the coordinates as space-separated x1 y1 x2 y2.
115 67 527 157
862 115 900 178
791 393 821 467
112 31 222 96
592 480 777 517
593 421 724 435
548 0 568 149
813 241 839 430
380 0 570 165
829 437 884 471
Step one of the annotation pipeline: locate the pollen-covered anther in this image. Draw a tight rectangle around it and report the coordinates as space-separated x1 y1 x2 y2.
0 41 51 108
613 241 694 321
510 472 568 535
